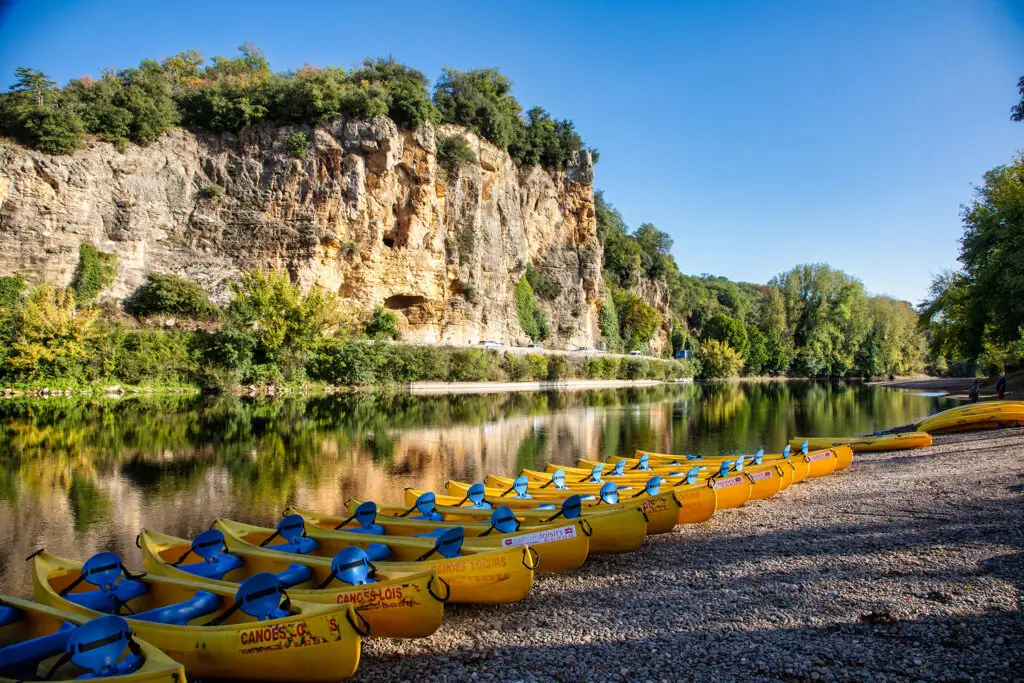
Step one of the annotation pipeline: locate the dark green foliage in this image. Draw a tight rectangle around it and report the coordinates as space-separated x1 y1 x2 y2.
72 245 118 302
199 184 224 199
433 68 521 149
364 306 399 340
613 288 662 348
703 314 749 357
125 273 218 320
525 265 561 300
284 131 308 157
436 134 476 171
515 276 549 342
1012 75 1024 122
90 324 201 385
598 292 622 352
0 275 26 309
744 326 768 376
509 107 583 168
456 225 475 265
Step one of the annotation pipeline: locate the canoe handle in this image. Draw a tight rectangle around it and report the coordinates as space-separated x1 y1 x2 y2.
522 547 540 571
24 547 44 562
579 519 593 537
427 576 451 603
347 608 371 638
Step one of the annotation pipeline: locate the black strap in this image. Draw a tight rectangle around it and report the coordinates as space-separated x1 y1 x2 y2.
630 488 647 498
453 494 469 506
576 474 592 483
58 574 86 597
205 584 286 628
332 515 356 530
258 529 282 548
396 505 418 518
312 558 371 590
43 651 73 680
543 508 566 523
499 486 514 497
539 479 555 489
415 547 438 562
170 548 193 567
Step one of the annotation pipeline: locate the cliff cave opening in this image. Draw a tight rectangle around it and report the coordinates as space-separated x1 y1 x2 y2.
385 294 426 310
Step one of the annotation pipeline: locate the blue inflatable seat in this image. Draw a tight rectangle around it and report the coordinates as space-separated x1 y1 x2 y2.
364 543 392 561
178 553 243 581
0 622 74 679
265 536 319 555
273 563 313 588
133 591 221 626
66 579 148 614
345 525 384 535
0 605 21 627
414 528 449 538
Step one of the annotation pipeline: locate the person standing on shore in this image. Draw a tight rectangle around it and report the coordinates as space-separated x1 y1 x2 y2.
969 379 980 402
996 373 1006 400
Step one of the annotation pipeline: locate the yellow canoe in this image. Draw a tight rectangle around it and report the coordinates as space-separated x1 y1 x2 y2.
359 497 648 554
138 528 444 639
32 551 363 682
217 518 535 605
621 445 853 474
918 410 1024 434
788 432 932 453
0 593 186 683
446 478 681 533
288 504 589 574
553 459 786 502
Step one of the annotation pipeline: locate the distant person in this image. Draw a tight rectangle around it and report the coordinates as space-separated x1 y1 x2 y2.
969 379 980 403
996 373 1006 400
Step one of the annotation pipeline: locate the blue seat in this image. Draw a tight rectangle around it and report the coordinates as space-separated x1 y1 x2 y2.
177 553 243 581
364 543 392 561
274 563 314 588
65 616 143 678
133 591 222 626
414 528 449 538
533 504 557 510
265 536 319 555
463 484 492 509
0 605 21 627
66 579 148 614
0 622 74 679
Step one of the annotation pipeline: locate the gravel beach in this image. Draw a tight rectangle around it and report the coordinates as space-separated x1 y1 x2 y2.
359 428 1024 682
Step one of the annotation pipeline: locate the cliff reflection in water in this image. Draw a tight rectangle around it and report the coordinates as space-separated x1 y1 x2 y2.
0 382 951 596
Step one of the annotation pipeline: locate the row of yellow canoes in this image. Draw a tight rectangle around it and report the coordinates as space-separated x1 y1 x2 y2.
0 438 884 681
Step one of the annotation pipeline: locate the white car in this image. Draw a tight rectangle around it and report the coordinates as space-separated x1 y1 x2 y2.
479 340 505 348
628 350 644 356
576 346 597 353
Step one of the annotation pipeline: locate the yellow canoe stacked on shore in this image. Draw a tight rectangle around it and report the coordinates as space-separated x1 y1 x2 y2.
788 432 933 453
916 401 1024 434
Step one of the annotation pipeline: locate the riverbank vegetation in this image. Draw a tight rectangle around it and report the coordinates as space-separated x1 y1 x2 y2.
0 262 695 392
0 45 590 168
594 192 927 379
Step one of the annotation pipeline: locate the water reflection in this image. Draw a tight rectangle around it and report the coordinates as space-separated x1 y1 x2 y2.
0 382 952 596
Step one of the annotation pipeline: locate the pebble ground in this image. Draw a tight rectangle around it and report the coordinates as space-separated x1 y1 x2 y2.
358 428 1024 682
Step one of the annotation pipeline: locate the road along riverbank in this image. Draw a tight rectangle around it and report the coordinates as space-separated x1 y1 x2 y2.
358 427 1024 682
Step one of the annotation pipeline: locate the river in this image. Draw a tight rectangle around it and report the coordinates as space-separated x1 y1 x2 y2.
0 381 953 596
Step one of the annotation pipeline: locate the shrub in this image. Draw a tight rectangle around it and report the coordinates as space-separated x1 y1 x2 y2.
619 358 649 380
449 348 504 382
90 325 199 385
614 290 662 348
364 306 400 340
0 274 26 309
699 339 744 379
340 241 358 257
126 273 218 319
545 354 568 381
598 295 622 352
5 283 98 380
525 265 561 300
501 353 532 381
526 354 549 380
284 131 309 158
515 276 549 342
199 184 224 200
71 245 118 303
436 134 475 171
457 226 475 265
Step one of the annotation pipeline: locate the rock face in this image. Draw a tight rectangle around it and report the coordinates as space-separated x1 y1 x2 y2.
0 119 604 347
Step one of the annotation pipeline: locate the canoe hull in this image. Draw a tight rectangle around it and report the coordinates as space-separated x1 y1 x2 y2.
32 552 362 682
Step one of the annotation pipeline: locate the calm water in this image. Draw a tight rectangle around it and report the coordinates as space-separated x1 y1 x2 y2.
0 382 953 596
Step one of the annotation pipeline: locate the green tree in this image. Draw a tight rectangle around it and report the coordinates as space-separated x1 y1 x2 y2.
433 67 521 149
702 313 749 358
6 284 98 379
698 339 744 379
515 276 549 342
614 290 662 348
125 273 218 320
598 292 623 352
71 245 118 303
364 306 400 340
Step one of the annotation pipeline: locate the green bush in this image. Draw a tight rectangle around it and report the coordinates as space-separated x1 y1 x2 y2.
0 274 26 309
436 134 475 171
457 226 475 265
449 348 504 382
598 294 622 352
619 358 649 380
364 306 399 340
199 184 224 200
284 131 309 158
526 354 549 380
525 265 562 300
125 273 218 319
515 276 549 342
501 353 532 381
699 339 744 379
71 245 118 302
90 325 200 385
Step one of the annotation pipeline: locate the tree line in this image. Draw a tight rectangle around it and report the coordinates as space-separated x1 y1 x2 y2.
0 44 590 168
594 192 926 378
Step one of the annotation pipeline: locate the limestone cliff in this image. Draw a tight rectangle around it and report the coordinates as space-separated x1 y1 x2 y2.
0 118 604 347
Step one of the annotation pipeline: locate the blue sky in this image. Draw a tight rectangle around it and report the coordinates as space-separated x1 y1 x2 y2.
1 0 1022 304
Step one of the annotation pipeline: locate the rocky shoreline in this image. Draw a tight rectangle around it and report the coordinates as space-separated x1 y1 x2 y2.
359 428 1024 682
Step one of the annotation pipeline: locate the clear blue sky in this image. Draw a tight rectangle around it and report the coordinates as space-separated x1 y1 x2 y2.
2 0 1022 304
